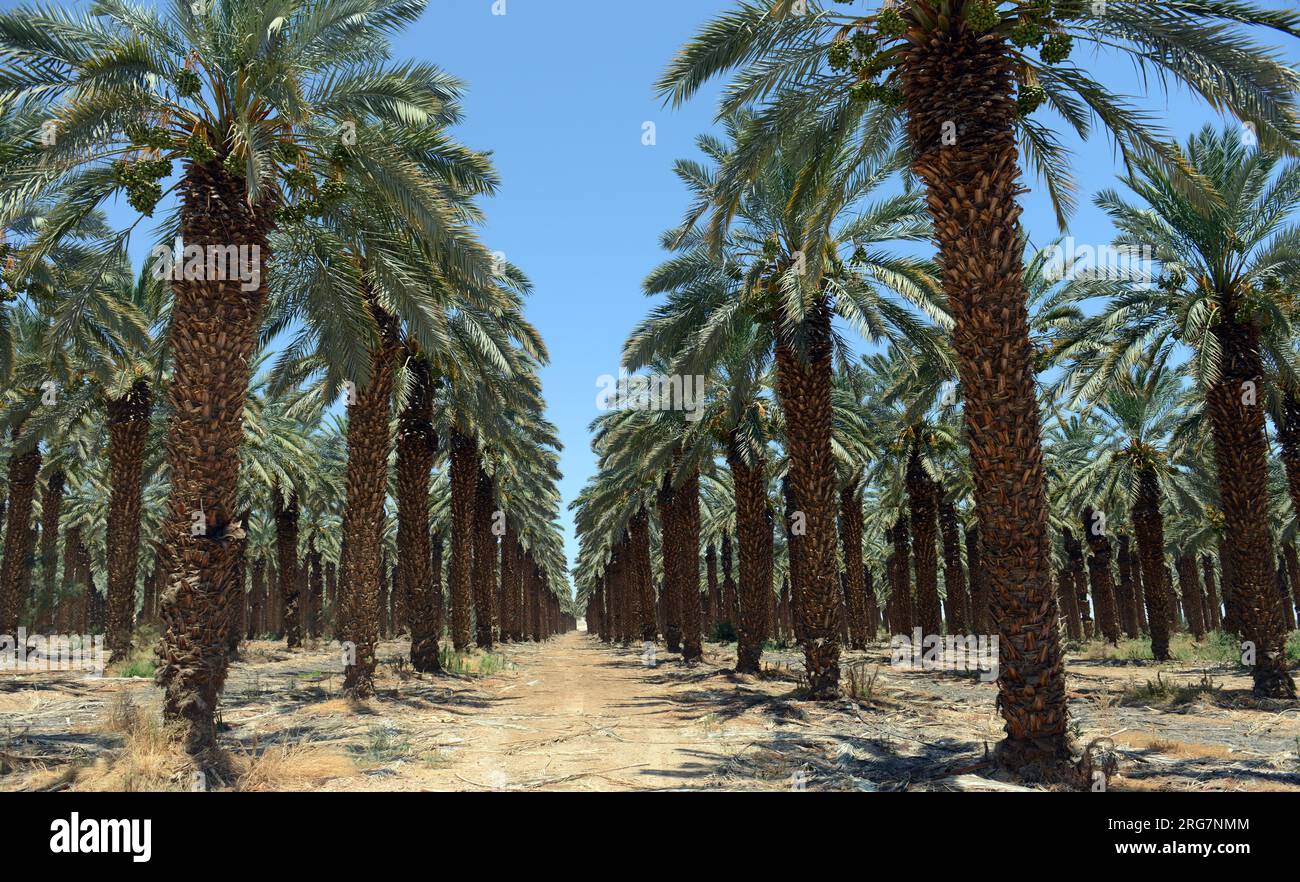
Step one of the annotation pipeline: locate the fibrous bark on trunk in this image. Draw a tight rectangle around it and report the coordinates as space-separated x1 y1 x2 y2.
772 292 841 697
840 477 867 649
0 427 41 634
397 355 440 671
1115 535 1141 639
906 445 942 637
275 491 300 649
105 380 151 663
1175 553 1207 640
1204 312 1292 695
657 470 683 653
472 465 497 648
938 497 968 636
728 433 772 673
336 295 401 697
1081 508 1120 646
1131 468 1172 661
899 22 1066 766
678 469 704 662
448 430 476 651
156 159 272 756
36 469 64 632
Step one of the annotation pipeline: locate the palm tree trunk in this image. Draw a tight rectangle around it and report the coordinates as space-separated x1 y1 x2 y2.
103 379 151 663
307 538 322 639
889 516 912 635
227 511 249 657
1278 392 1300 519
1220 543 1240 635
727 433 772 673
900 22 1065 767
17 523 37 629
529 558 543 641
1116 535 1140 639
429 532 443 642
1175 553 1207 640
657 471 683 653
782 475 806 644
863 568 878 640
448 430 476 651
678 469 704 662
1205 315 1292 695
1201 555 1221 631
0 427 41 635
472 464 497 648
772 292 840 696
375 558 388 638
1131 547 1149 634
275 491 301 649
906 444 942 637
965 525 987 634
337 299 401 697
623 536 640 645
1062 528 1092 639
607 559 623 644
840 477 867 649
1277 555 1296 631
1081 508 1120 645
1131 467 1172 661
521 551 535 641
398 356 440 671
36 469 63 631
632 510 656 642
721 531 737 626
938 497 968 636
269 561 282 637
1167 563 1181 632
705 544 719 634
1057 566 1083 642
499 520 518 644
248 557 265 640
1284 544 1300 632
156 160 271 755
57 525 77 634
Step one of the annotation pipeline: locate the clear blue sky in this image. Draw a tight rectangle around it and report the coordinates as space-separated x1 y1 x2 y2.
6 1 1298 586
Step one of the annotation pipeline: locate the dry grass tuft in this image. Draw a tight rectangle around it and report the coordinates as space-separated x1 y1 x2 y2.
234 742 357 791
298 697 362 716
76 694 191 792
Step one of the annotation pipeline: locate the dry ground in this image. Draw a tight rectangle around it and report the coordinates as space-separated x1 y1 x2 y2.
1 630 1298 791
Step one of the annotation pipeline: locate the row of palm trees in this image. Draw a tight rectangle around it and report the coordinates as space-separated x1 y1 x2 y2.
574 0 1300 779
0 0 573 760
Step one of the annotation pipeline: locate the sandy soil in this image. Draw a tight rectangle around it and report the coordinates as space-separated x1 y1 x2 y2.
2 631 1298 791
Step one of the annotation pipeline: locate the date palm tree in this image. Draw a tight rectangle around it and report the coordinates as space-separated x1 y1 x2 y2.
1058 126 1299 695
625 113 940 693
659 0 1300 772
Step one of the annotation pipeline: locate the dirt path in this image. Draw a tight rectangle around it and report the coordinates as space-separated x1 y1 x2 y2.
416 633 724 791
